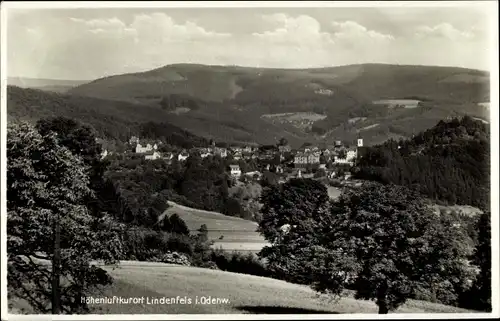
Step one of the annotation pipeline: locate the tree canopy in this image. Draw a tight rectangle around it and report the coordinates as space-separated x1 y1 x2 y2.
258 180 476 313
7 122 124 313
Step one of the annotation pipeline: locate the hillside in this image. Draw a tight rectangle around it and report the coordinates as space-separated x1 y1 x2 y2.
6 86 211 147
9 261 476 314
355 116 490 210
68 63 490 146
6 85 311 147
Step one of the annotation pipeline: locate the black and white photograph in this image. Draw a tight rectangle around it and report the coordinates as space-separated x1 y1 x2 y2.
1 1 498 318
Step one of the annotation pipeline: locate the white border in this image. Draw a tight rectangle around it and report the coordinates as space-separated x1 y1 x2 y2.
1 1 498 320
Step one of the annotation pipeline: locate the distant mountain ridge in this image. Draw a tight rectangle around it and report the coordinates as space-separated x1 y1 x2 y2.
7 77 91 93
7 63 490 147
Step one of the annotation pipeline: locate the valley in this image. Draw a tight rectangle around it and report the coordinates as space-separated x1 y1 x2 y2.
8 63 489 148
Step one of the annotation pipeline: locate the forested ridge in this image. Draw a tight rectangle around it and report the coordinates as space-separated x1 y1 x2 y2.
354 116 490 211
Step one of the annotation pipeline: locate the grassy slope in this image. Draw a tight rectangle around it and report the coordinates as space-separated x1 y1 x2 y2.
10 261 476 314
163 201 268 252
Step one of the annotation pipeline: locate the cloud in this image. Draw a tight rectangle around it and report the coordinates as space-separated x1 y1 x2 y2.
331 20 395 43
253 14 334 46
415 23 475 41
130 13 231 42
7 9 491 79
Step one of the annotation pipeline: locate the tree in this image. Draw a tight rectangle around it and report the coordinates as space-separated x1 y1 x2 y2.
462 212 491 311
258 180 475 314
197 224 209 243
257 179 352 288
7 122 124 314
169 214 190 235
35 117 109 217
278 137 288 146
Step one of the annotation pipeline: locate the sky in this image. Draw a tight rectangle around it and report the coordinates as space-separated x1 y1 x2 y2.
5 2 494 80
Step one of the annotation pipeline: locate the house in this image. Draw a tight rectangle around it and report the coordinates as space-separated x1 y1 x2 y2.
245 171 262 179
319 163 326 170
233 152 242 160
164 153 174 161
307 153 320 164
200 152 212 158
334 156 353 166
145 151 162 161
135 143 154 154
229 164 242 178
294 152 308 168
276 165 284 174
346 149 357 161
178 152 189 162
100 149 108 160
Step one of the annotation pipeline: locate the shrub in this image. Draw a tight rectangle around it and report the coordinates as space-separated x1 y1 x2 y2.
210 249 271 277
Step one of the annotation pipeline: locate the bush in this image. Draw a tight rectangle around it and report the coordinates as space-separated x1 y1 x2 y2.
156 252 192 266
210 249 271 277
122 227 194 261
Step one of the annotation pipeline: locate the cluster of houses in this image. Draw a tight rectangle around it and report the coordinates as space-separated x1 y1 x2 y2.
100 135 366 181
293 139 362 167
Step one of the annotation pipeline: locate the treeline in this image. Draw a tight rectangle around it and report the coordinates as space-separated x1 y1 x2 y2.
354 116 490 210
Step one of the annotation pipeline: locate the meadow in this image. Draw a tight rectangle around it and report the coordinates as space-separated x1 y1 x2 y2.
163 201 269 252
82 262 478 314
373 99 421 108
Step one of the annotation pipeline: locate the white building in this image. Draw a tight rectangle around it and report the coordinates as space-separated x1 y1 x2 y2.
145 151 162 161
229 165 242 178
346 149 357 161
357 138 363 147
178 152 189 162
136 143 154 154
100 149 108 160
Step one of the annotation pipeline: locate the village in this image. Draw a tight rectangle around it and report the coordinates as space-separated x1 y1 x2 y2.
100 135 367 184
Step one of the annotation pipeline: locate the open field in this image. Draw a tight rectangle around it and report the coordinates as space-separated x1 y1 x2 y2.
163 201 269 252
327 186 342 200
261 112 327 122
9 261 477 314
373 99 420 108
